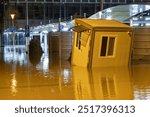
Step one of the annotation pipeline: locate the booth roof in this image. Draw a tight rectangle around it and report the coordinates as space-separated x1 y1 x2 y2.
75 19 132 29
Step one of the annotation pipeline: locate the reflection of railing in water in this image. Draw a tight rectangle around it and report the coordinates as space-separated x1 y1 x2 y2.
3 45 49 73
132 27 150 62
4 45 27 64
3 32 48 54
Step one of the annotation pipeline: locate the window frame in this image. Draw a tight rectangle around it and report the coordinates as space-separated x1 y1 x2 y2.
99 35 116 57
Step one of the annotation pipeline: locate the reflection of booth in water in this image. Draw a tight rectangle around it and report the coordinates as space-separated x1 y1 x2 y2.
91 67 133 100
71 19 133 67
72 66 133 100
72 67 92 100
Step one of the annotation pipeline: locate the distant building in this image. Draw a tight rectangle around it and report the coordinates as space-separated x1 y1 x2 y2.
1 0 148 28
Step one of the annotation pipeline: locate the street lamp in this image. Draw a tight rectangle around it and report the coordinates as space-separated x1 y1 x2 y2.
10 14 16 54
10 14 15 27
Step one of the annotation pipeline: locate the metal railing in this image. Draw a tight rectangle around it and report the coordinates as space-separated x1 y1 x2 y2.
9 0 128 4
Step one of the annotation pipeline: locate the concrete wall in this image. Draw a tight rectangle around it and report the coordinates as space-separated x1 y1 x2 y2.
132 27 150 62
48 32 73 60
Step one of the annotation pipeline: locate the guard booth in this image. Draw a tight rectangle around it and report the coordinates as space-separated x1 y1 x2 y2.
71 19 133 67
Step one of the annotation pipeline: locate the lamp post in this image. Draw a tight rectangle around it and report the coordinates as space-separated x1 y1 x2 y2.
10 14 15 27
100 0 103 11
10 14 15 54
25 0 30 54
10 14 17 95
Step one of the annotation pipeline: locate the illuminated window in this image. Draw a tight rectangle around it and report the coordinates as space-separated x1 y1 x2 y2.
100 36 115 57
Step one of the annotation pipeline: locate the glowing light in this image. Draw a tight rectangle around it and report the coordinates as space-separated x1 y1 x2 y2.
63 69 70 84
10 14 15 20
62 27 69 32
106 16 112 20
52 28 58 32
106 8 112 13
146 23 150 26
33 31 39 34
133 23 140 26
130 19 133 26
42 30 48 34
145 17 150 20
132 17 138 20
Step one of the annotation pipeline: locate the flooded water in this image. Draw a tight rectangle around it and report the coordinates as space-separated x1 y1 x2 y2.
0 46 150 100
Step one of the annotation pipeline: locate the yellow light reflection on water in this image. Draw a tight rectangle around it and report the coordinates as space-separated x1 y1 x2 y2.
10 73 18 96
132 64 150 100
1 46 150 100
